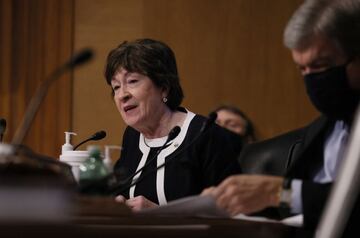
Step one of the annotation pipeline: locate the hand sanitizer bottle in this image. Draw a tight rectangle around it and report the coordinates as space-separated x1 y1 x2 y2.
60 131 89 182
61 132 77 154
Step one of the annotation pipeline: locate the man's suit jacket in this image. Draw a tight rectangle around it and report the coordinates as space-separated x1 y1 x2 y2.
238 116 359 236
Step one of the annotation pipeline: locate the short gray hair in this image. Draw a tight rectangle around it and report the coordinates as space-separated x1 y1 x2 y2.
284 0 360 57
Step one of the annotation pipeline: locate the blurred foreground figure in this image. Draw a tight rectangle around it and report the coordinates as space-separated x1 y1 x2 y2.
203 0 360 236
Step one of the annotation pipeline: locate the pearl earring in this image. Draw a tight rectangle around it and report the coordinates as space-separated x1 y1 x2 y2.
163 97 168 103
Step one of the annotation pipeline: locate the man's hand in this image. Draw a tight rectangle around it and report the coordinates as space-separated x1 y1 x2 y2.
115 195 158 211
201 175 283 216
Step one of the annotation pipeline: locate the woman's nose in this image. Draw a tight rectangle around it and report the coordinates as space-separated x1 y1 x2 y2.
114 87 131 102
119 89 131 102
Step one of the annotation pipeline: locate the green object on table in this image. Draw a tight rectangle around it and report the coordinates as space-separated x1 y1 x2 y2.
79 145 109 194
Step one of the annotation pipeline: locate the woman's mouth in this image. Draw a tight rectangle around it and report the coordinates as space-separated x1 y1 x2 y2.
124 105 137 113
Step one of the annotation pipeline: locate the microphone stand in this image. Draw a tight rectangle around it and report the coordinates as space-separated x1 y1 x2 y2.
12 66 69 145
73 131 107 150
0 49 93 185
0 118 6 142
109 126 181 195
73 138 93 151
79 127 180 195
112 114 217 195
119 124 212 194
12 48 93 146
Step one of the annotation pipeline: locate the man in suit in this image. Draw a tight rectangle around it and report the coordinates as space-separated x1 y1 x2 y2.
202 0 360 235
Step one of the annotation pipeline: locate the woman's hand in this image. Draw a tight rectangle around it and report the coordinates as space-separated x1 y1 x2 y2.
115 195 158 211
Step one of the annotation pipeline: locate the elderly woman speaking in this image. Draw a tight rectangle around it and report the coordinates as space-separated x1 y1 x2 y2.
104 38 242 211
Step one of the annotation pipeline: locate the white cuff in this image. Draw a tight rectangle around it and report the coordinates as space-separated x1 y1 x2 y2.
290 179 303 214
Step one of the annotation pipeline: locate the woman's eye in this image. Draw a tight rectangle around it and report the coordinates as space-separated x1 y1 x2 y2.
112 85 120 91
128 79 138 84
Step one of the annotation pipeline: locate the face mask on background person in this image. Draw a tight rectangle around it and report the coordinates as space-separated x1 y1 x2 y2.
304 62 360 121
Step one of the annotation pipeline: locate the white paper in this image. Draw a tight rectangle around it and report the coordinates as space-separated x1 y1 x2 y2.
281 214 303 227
233 213 303 227
137 195 304 227
232 213 279 223
137 195 229 218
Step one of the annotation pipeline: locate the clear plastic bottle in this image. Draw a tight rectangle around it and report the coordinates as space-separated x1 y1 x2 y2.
103 145 122 173
78 145 109 194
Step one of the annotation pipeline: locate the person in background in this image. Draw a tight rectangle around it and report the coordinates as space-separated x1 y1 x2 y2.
214 105 257 144
202 0 360 236
104 39 242 211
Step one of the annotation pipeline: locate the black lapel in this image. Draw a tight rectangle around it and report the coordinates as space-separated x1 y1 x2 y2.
285 116 332 178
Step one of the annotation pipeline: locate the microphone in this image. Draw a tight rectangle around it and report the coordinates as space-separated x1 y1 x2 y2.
73 130 107 150
0 118 6 142
112 113 217 195
200 111 217 132
110 126 181 195
165 126 181 142
64 49 93 68
12 48 94 145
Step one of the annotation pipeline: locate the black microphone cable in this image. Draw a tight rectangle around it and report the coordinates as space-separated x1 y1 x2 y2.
73 130 107 150
112 113 217 195
110 126 181 195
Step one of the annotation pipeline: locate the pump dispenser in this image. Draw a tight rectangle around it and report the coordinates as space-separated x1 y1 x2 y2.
60 131 90 182
104 145 122 173
62 132 77 153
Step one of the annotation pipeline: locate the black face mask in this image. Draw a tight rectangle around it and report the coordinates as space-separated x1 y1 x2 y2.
304 63 360 121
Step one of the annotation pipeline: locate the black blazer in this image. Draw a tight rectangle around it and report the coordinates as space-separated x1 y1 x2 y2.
239 116 359 236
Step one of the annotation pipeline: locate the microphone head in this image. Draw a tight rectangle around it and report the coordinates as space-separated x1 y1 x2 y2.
0 118 6 134
66 48 94 68
200 112 218 133
167 126 181 141
91 130 107 141
208 112 218 124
